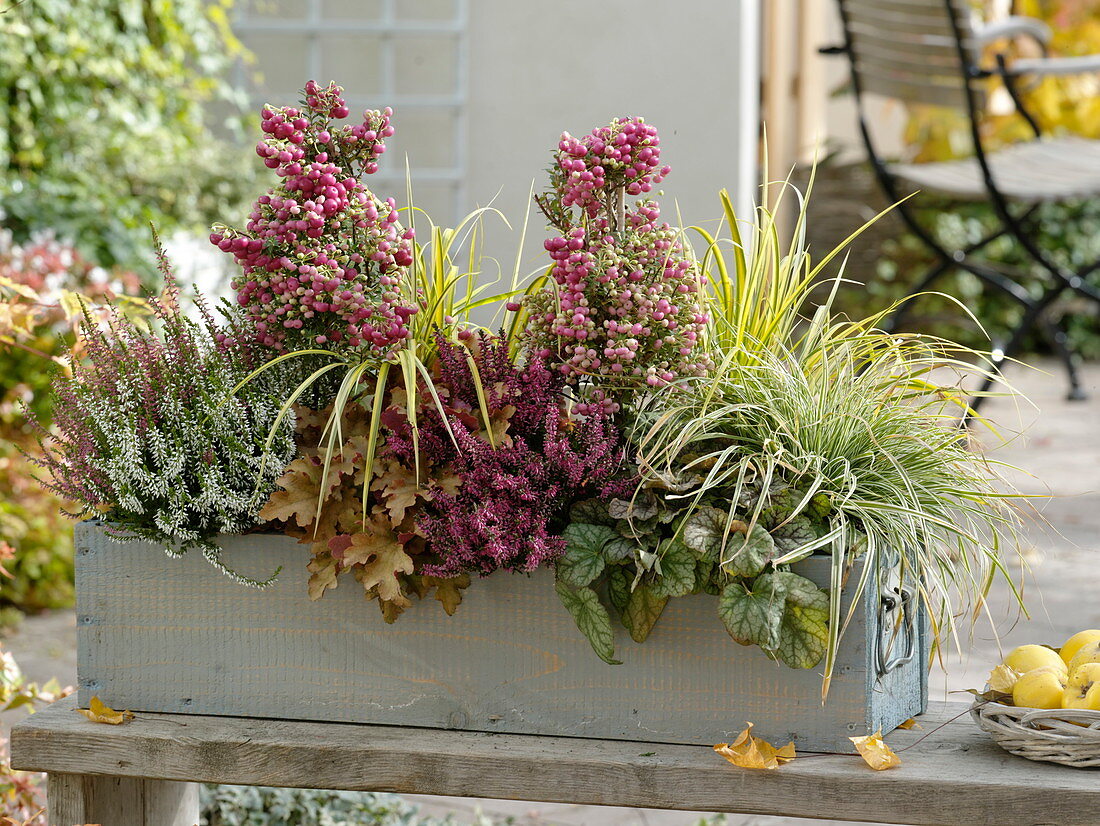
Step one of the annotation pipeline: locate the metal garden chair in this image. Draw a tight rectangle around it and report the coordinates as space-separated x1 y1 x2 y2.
827 0 1100 403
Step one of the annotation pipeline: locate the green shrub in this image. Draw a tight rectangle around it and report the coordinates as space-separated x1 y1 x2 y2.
0 0 258 275
831 192 1100 360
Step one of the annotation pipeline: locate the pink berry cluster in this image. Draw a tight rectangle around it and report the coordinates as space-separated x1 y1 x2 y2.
210 81 416 352
555 118 671 218
523 119 710 413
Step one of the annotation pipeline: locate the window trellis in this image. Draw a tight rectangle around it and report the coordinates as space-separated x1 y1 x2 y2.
235 0 469 225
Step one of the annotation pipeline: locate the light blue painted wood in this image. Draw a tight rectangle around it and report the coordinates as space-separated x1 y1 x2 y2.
75 522 927 753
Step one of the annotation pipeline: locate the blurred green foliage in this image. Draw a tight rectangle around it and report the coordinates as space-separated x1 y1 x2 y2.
0 0 259 276
841 0 1100 356
838 196 1100 359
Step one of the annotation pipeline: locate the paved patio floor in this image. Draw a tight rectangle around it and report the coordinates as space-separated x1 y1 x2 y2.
4 358 1098 826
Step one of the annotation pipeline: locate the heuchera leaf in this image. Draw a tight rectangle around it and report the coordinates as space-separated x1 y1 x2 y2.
370 458 422 524
306 552 339 601
259 459 325 528
557 522 615 588
694 559 718 595
569 498 615 526
607 492 660 522
652 540 697 598
604 535 638 564
414 574 470 616
719 524 774 578
717 581 784 650
769 516 820 562
807 491 832 521
606 564 631 615
622 582 668 643
555 580 621 664
614 515 659 542
683 506 755 565
761 571 830 669
343 529 416 606
682 506 729 558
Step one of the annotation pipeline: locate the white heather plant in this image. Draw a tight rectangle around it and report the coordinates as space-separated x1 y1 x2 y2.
30 248 296 585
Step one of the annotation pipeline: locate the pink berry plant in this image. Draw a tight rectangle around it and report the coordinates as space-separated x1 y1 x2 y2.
522 118 711 413
211 81 417 352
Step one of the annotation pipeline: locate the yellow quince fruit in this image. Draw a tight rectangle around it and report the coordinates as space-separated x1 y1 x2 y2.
1063 662 1100 711
1012 666 1067 709
1003 644 1066 677
1068 641 1100 675
1060 630 1100 667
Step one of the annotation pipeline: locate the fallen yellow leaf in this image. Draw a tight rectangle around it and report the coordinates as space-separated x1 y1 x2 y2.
896 718 921 730
714 723 796 770
988 663 1021 694
76 695 134 725
850 729 900 770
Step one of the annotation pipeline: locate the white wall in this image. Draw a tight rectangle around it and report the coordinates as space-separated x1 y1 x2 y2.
465 0 759 265
234 0 761 277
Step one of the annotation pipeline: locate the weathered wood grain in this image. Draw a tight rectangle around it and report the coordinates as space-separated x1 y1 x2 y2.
75 523 927 753
46 771 199 826
13 698 1094 826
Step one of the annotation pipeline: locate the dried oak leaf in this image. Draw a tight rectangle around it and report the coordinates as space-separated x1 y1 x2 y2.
714 723 796 770
76 695 134 725
850 729 901 771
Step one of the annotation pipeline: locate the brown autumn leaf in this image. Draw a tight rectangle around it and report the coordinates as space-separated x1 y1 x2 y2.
966 687 1013 704
896 718 921 730
371 459 422 524
76 695 134 725
427 574 471 615
850 729 901 771
714 723 796 770
433 468 462 498
259 457 325 527
306 553 339 601
344 527 415 604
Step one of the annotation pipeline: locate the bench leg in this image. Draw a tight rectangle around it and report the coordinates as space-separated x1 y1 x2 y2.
47 773 200 826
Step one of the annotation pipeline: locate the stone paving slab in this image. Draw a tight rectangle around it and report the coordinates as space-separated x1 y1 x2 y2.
3 358 1097 826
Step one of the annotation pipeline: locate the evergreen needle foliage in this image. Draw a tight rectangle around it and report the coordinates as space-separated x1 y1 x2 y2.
29 247 296 583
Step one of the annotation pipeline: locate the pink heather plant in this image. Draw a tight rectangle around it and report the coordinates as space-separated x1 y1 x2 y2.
383 335 628 578
211 81 417 353
555 117 670 218
522 118 711 413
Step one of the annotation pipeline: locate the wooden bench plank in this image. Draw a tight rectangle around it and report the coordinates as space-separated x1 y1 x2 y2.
12 698 1098 826
47 773 200 826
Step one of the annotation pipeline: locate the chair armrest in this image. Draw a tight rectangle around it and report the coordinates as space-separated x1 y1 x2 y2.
1006 54 1100 77
973 15 1052 49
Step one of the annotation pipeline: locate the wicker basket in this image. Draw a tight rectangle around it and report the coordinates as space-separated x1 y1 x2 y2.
970 699 1100 768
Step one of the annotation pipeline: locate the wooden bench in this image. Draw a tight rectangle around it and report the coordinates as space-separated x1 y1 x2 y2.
11 697 1098 826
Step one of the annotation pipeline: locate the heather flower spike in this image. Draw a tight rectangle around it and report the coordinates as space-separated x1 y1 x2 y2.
524 117 711 412
211 81 417 353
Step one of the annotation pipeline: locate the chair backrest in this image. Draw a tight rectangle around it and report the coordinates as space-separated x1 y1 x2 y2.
836 0 979 109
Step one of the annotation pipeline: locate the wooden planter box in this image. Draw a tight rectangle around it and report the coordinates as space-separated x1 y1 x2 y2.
75 522 928 753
